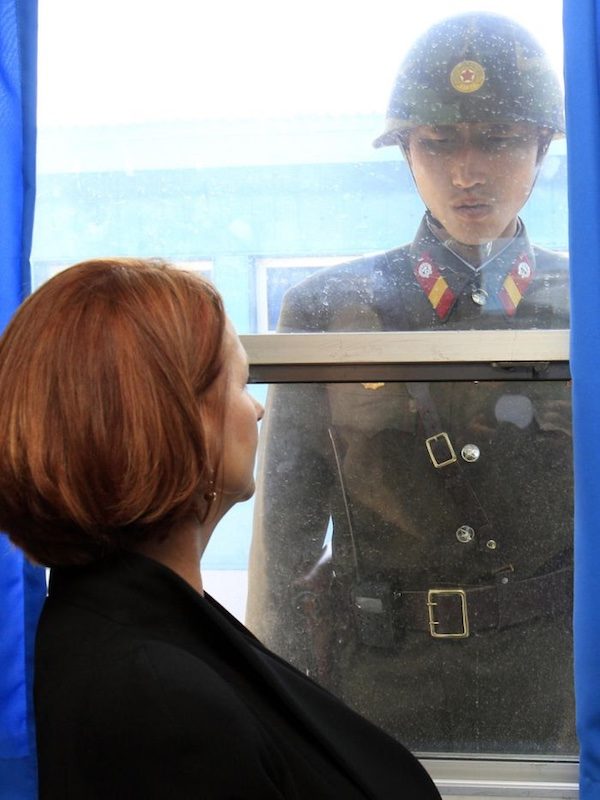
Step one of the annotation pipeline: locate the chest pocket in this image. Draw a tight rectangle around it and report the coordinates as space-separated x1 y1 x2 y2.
327 382 417 437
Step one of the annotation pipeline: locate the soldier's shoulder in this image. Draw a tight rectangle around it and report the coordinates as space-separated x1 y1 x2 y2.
286 251 386 296
532 245 569 276
279 246 411 331
527 245 570 321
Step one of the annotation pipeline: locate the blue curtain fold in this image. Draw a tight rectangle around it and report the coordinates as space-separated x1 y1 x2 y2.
564 1 600 798
0 1 45 798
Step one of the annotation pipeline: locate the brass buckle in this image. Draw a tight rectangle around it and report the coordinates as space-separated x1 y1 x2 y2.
425 432 457 468
427 589 470 638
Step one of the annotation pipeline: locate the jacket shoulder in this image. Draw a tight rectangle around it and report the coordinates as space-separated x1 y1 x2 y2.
38 632 288 799
528 246 570 321
532 245 569 272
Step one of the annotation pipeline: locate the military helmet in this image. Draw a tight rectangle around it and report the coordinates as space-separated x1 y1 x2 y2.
373 13 565 147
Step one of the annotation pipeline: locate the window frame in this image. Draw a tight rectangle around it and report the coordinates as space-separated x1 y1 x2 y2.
422 757 577 798
243 329 570 382
254 256 361 333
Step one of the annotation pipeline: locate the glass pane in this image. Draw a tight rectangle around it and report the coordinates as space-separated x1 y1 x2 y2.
32 1 567 334
246 379 575 757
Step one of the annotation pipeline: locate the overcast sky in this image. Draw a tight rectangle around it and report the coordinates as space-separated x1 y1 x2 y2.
38 0 564 126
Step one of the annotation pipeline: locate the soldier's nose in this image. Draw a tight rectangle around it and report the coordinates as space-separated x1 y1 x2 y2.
450 150 486 188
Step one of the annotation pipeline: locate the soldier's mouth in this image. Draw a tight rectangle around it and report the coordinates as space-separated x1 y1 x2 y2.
452 203 493 220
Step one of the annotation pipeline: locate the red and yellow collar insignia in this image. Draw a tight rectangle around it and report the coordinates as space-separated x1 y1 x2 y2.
413 255 457 321
498 254 535 317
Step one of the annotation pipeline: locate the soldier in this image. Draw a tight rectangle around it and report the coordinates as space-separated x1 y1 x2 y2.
247 12 574 754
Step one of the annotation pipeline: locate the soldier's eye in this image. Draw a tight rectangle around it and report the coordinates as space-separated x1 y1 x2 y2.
481 132 534 151
487 136 512 145
418 137 453 151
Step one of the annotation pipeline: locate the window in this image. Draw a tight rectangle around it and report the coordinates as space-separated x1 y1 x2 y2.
244 332 574 790
173 259 212 278
255 256 360 332
33 0 576 793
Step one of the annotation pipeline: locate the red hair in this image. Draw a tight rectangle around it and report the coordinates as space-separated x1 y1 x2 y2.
0 258 226 566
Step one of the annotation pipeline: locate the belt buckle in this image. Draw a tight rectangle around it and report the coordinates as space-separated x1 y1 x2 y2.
425 432 457 468
427 588 470 638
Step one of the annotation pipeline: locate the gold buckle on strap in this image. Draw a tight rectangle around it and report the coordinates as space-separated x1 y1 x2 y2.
425 432 457 468
427 589 470 638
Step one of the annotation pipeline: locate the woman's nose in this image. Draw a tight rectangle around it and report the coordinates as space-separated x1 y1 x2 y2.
255 397 265 421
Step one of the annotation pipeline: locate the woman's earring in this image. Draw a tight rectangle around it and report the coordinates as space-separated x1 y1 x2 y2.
204 482 217 505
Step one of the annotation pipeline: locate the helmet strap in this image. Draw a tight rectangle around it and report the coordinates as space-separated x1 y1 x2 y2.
536 130 554 165
528 129 554 199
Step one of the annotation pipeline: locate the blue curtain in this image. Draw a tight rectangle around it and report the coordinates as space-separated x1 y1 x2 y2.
564 2 600 798
0 2 46 798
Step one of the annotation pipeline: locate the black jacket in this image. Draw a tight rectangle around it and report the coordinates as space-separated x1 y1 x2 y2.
35 551 440 799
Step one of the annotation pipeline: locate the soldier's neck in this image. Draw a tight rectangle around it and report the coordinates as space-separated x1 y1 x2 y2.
427 217 519 268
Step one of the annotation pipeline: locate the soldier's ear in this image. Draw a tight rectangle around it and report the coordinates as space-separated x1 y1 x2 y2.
536 129 553 165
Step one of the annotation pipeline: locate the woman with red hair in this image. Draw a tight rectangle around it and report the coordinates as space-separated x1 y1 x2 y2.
0 258 439 799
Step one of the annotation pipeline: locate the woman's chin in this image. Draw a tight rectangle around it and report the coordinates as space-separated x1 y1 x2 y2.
238 481 256 503
221 481 256 509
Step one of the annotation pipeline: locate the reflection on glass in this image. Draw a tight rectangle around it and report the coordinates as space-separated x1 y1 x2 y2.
248 378 574 755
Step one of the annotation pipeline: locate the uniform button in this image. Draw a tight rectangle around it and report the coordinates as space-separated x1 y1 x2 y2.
461 444 480 462
486 539 498 550
471 288 488 306
456 525 475 543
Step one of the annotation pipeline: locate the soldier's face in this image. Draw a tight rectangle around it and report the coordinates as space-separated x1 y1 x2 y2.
405 122 543 245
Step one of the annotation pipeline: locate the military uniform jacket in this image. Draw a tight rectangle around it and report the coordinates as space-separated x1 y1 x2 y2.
247 216 574 753
34 552 440 800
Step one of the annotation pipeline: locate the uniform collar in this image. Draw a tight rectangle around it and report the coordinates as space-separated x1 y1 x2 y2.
424 215 526 274
407 215 534 279
400 216 536 321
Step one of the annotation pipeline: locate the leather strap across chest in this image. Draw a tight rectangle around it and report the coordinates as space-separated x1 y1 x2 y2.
406 382 492 537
